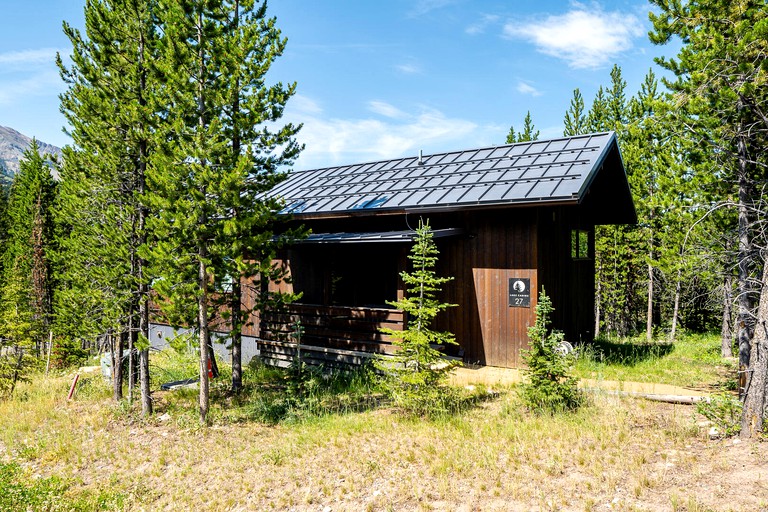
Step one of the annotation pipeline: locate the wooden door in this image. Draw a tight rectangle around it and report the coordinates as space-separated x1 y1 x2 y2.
472 268 537 367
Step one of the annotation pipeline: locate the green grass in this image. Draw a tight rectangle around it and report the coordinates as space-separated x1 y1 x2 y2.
572 331 734 389
0 461 128 511
147 349 490 424
148 350 388 424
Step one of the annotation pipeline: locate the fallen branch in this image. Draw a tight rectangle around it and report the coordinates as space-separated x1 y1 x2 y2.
584 388 709 405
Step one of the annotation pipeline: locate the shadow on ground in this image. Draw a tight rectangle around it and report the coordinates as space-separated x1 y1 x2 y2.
585 338 675 366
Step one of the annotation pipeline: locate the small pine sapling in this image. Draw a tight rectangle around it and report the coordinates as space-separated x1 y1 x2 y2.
377 220 460 414
519 289 583 413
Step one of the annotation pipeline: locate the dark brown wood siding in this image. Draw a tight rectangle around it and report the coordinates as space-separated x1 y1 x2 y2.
536 206 595 345
246 204 596 368
434 209 538 366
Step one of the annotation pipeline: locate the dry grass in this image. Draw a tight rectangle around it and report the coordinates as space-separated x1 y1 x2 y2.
1 370 766 511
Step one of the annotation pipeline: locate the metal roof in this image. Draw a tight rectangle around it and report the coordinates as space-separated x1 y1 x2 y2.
270 132 626 218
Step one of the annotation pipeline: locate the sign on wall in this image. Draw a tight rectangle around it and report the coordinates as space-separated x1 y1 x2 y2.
508 277 531 307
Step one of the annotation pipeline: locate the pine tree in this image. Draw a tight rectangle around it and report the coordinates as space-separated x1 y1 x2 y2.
57 0 158 410
506 111 540 143
588 68 640 338
0 141 57 353
145 0 300 421
588 65 662 339
607 64 628 128
377 220 458 414
0 142 56 396
519 289 582 413
563 88 586 136
0 271 38 399
210 0 303 393
586 86 609 132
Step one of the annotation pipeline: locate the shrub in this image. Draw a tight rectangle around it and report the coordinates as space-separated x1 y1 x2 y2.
49 336 89 369
696 392 741 437
519 289 583 413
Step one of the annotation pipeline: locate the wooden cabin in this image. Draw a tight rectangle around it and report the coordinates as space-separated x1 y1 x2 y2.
247 131 636 369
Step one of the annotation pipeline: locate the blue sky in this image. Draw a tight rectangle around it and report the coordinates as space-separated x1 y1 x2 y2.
0 1 677 171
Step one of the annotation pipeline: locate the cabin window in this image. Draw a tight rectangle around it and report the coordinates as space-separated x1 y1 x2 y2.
288 245 399 308
571 229 590 260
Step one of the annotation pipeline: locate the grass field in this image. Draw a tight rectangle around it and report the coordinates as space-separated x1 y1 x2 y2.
572 332 736 390
0 332 761 511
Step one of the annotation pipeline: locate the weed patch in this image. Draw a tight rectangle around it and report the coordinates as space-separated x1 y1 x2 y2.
697 392 742 437
0 462 127 511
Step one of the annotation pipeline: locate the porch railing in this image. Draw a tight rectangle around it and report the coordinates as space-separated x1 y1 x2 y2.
258 303 405 367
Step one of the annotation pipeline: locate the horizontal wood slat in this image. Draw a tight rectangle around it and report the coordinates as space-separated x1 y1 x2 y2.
259 303 405 366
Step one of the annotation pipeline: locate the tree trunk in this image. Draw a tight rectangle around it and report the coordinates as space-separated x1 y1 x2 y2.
646 186 654 343
736 124 754 398
594 266 602 339
137 9 152 418
740 259 768 439
721 272 734 358
111 330 123 400
670 264 682 340
231 279 243 392
196 8 210 425
646 262 653 343
128 319 135 404
139 346 151 415
229 0 244 394
198 248 210 424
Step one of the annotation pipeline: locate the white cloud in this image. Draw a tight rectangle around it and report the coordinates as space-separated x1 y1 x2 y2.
516 81 542 97
465 14 500 35
368 101 408 119
503 7 643 69
283 97 501 169
0 70 62 105
290 94 323 115
0 48 62 69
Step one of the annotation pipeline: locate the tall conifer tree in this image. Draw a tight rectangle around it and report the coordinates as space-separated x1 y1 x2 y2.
58 0 158 410
146 0 300 420
213 0 303 393
649 0 768 401
589 68 640 338
649 0 768 433
506 111 540 144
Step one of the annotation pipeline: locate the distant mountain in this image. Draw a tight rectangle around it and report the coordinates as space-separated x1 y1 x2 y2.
0 126 62 184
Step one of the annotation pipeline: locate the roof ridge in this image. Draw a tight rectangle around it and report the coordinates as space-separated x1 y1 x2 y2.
289 131 614 174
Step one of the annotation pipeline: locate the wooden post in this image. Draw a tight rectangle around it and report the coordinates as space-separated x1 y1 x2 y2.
67 373 80 400
45 331 52 375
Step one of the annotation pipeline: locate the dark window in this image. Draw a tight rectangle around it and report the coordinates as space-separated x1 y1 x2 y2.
289 245 399 308
571 229 590 260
